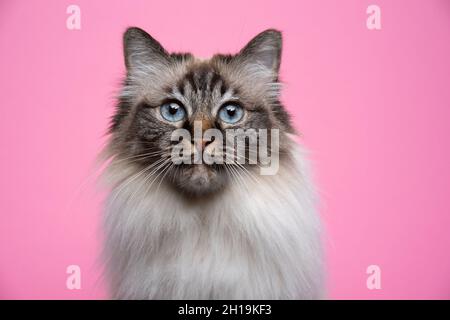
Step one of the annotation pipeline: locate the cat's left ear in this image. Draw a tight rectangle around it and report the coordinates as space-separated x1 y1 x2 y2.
237 29 282 76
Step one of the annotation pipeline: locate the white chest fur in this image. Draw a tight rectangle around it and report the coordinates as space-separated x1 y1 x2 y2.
102 146 323 299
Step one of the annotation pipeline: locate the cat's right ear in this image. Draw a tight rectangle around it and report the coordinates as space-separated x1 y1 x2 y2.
123 27 169 71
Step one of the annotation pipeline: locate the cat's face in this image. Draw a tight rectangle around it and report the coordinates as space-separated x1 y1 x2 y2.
108 27 293 196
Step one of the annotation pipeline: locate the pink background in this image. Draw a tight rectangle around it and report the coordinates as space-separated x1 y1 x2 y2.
1 0 450 299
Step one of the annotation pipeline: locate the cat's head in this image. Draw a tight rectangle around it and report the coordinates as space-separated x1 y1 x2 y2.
108 27 293 196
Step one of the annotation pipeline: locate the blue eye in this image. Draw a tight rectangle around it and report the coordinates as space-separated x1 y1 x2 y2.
218 104 244 124
160 102 186 122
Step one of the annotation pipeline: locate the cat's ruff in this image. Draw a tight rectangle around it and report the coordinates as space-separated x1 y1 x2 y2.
103 141 323 299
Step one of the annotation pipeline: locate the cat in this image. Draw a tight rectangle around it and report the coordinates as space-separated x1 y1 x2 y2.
100 27 324 299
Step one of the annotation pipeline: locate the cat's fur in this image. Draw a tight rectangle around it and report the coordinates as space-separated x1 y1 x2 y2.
101 27 323 299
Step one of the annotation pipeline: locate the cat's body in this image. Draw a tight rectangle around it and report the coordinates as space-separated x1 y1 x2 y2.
103 142 322 299
102 27 323 299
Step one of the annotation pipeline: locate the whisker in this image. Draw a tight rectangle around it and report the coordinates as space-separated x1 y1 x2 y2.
110 156 169 205
127 157 171 205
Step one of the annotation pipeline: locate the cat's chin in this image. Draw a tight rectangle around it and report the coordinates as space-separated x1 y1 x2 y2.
172 164 226 196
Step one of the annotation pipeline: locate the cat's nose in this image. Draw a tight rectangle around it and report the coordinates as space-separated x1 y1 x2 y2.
192 136 214 152
200 136 215 150
200 118 212 131
190 117 214 151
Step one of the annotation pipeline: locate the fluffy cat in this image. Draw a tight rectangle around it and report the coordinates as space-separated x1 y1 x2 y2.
101 27 323 299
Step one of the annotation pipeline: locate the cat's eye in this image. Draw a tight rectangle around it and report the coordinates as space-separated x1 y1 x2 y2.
160 101 186 122
218 103 244 124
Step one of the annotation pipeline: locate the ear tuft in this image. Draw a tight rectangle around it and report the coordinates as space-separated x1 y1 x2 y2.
123 27 169 71
238 29 282 74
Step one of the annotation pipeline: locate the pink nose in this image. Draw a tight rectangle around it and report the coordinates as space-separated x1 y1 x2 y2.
194 139 210 152
192 118 214 151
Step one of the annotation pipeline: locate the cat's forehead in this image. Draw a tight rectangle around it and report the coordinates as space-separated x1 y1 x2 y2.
160 58 237 114
134 53 272 110
172 59 232 96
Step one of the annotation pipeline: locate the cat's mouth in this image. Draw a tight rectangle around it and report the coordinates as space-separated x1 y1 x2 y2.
172 163 226 196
